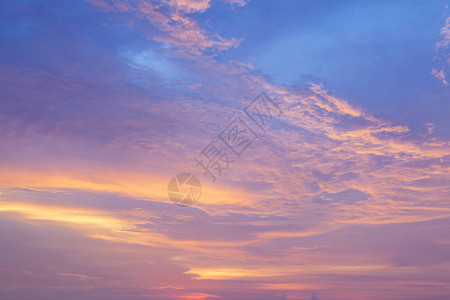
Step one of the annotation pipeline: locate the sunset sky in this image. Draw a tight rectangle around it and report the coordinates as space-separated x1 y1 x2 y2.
0 0 450 299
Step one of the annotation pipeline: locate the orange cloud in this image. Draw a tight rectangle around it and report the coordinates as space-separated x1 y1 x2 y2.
84 0 243 54
170 0 212 13
169 293 219 300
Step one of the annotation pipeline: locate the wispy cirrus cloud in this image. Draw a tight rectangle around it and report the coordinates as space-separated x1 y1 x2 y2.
432 15 450 85
170 0 213 13
84 0 243 55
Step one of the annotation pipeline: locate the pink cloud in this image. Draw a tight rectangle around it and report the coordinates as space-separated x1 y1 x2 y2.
84 0 243 54
436 16 450 49
432 16 450 85
223 0 249 7
170 0 212 13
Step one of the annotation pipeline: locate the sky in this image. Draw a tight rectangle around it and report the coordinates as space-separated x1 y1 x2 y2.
0 0 449 299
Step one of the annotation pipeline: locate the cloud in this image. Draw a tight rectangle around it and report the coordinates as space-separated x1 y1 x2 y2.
165 0 250 14
170 0 212 13
436 16 450 49
314 189 370 205
432 16 450 85
84 0 243 55
426 122 435 134
223 0 249 7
